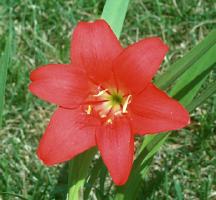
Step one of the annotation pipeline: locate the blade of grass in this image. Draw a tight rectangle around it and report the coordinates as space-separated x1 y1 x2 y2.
174 180 183 200
101 0 130 39
0 15 13 127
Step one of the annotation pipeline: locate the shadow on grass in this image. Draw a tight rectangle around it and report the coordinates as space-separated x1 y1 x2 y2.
139 170 166 199
53 164 68 200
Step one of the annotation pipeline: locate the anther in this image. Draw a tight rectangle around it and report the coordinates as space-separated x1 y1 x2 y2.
86 105 92 115
106 118 113 124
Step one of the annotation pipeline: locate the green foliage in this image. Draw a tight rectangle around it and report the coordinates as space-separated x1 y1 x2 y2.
187 80 216 111
155 30 216 91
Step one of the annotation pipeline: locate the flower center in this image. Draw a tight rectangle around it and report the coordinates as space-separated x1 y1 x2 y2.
85 87 132 124
110 93 123 105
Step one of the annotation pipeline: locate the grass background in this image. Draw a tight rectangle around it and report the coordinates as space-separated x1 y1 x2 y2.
0 0 216 199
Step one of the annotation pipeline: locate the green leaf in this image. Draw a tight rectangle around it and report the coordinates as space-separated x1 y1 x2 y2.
169 46 216 107
172 63 215 103
187 80 216 111
174 180 183 200
0 18 13 127
68 148 97 200
84 158 104 199
101 0 130 39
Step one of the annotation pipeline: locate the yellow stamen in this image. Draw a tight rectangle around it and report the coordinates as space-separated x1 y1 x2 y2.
86 105 92 115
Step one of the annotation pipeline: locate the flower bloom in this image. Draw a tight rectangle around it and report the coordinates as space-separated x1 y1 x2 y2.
29 20 190 185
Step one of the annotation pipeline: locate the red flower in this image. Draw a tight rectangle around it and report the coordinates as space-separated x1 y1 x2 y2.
29 20 190 185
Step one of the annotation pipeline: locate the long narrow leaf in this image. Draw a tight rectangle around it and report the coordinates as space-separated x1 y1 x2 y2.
187 80 216 111
68 148 97 200
174 180 183 200
84 158 103 199
169 43 216 106
101 0 130 39
0 20 13 127
172 63 215 102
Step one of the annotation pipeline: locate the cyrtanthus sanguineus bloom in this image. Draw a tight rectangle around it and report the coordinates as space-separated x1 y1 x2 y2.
29 20 190 185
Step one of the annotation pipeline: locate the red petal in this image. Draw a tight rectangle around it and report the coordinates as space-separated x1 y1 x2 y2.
130 84 190 134
37 107 100 165
113 37 168 94
71 20 123 83
29 64 89 108
96 117 134 185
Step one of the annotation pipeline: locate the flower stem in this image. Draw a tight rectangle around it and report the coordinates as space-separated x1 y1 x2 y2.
67 147 97 200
